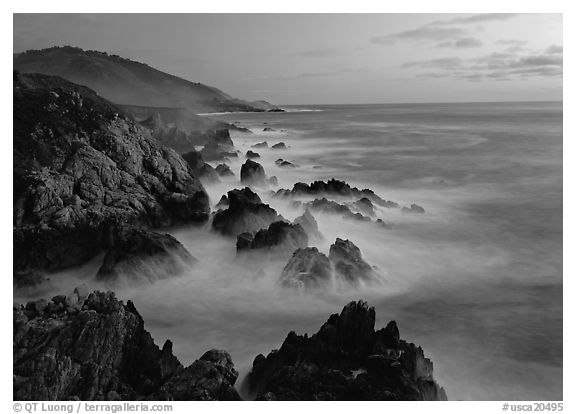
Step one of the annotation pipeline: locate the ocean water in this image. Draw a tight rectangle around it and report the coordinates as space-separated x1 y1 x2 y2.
15 102 563 401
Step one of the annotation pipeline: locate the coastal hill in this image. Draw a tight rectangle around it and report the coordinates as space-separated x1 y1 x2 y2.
13 46 282 114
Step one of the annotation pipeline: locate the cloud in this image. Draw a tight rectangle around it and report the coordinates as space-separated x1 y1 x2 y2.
496 39 528 46
403 49 562 82
293 48 346 58
246 68 367 81
428 13 519 26
371 27 467 45
437 37 483 49
546 45 563 54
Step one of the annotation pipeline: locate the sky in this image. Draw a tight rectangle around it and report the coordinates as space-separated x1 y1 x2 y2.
13 13 563 104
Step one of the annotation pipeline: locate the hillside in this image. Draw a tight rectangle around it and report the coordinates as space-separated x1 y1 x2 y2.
14 46 282 113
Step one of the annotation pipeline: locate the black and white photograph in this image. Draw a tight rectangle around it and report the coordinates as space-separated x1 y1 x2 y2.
8 8 567 409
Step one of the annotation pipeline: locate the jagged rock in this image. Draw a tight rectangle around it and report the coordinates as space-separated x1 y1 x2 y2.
212 188 282 237
294 209 323 241
271 142 286 150
240 159 266 186
402 204 425 214
329 238 379 285
247 300 447 400
246 150 260 159
14 290 241 401
252 141 268 148
215 164 234 177
279 247 332 290
237 221 308 258
13 72 210 278
200 139 238 162
305 198 371 222
215 195 229 209
274 179 399 208
96 227 196 282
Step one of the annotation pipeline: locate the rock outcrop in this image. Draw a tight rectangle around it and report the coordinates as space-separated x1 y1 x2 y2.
271 142 287 150
247 301 447 401
236 221 308 258
304 198 371 222
279 247 332 290
181 150 219 184
246 150 260 159
13 72 210 280
212 188 282 237
252 141 268 149
329 238 380 285
402 204 426 214
240 159 267 187
96 227 196 282
215 164 234 177
13 290 240 401
275 179 399 208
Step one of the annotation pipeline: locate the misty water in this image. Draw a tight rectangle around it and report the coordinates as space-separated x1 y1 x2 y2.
14 102 562 401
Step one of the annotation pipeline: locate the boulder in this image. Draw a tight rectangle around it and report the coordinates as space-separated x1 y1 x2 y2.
240 159 266 187
212 188 282 237
263 127 276 132
279 247 332 290
271 142 287 150
247 300 447 401
14 290 241 401
252 141 268 149
328 238 379 285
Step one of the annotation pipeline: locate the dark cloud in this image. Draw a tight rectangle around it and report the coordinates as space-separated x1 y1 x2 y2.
371 27 467 45
437 37 483 49
403 57 463 69
429 14 519 26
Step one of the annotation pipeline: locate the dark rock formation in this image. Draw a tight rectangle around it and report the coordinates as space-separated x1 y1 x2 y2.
329 238 379 285
181 150 219 184
237 221 308 258
215 164 234 177
402 204 426 214
96 227 196 282
13 290 241 400
275 179 399 208
252 141 268 149
263 127 276 132
305 198 371 222
212 188 282 237
246 150 260 159
240 159 266 187
215 195 229 209
13 72 210 279
247 301 447 401
279 160 296 168
271 142 287 150
200 137 238 162
294 209 323 241
279 247 332 290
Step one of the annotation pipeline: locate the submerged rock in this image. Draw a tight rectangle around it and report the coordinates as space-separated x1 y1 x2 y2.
252 141 268 148
240 159 267 186
329 238 379 285
212 188 282 237
247 300 447 400
246 150 260 159
237 221 308 258
279 247 332 290
305 198 371 222
13 290 240 400
271 142 287 150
